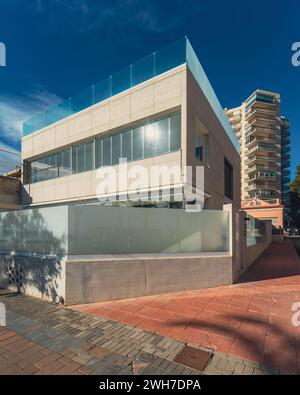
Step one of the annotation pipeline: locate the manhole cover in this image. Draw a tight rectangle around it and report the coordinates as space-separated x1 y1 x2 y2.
174 346 213 372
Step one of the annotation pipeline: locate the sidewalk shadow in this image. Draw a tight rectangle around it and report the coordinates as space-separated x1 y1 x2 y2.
169 312 299 374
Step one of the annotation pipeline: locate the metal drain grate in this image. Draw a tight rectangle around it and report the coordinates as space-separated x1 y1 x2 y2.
174 346 213 372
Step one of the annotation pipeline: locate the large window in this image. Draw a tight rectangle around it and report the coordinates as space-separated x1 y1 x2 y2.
29 112 181 183
30 149 71 183
72 141 93 174
224 157 233 200
96 112 180 167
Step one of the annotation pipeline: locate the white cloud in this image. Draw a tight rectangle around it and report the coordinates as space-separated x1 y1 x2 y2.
0 86 61 174
0 141 21 175
0 86 61 144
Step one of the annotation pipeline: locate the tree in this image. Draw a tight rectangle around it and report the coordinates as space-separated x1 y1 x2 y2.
290 165 300 196
290 166 300 227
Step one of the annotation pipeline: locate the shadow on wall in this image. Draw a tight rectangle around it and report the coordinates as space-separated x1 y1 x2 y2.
20 184 32 206
0 210 66 302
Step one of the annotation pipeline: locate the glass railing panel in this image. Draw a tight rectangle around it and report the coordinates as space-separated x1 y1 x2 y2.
132 53 155 86
111 65 131 96
93 77 111 104
56 98 72 121
70 86 93 114
155 37 186 76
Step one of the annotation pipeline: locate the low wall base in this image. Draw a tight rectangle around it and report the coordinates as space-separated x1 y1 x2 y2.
0 252 233 304
64 253 233 304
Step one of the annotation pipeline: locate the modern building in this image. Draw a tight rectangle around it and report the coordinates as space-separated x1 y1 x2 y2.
21 38 240 211
0 38 273 305
226 90 287 203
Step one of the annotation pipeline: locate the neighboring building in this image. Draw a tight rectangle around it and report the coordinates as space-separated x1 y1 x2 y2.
21 38 240 211
241 197 284 229
280 116 291 221
226 90 283 202
5 167 22 180
0 175 21 209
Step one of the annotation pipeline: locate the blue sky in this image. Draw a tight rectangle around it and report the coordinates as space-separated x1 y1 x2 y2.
0 0 299 178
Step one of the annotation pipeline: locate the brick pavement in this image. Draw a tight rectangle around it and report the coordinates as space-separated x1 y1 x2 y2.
0 289 292 375
73 241 300 374
0 241 299 375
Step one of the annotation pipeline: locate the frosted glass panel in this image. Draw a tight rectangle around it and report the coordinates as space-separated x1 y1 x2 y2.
0 206 68 255
246 215 266 246
68 206 229 254
0 205 229 255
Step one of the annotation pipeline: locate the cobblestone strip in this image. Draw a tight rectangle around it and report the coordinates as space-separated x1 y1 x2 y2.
0 291 294 375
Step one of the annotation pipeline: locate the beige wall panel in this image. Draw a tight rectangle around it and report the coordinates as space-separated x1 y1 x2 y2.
22 136 33 159
68 172 93 198
154 73 182 113
130 85 154 121
55 178 69 201
43 181 56 202
55 122 69 148
69 112 92 141
42 126 56 151
32 130 46 157
91 104 110 133
110 95 131 129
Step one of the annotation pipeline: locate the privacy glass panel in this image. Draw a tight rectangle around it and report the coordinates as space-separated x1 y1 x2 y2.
68 206 230 254
0 205 229 255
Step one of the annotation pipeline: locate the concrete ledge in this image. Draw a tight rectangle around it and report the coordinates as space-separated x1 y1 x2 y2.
67 251 231 261
65 254 233 304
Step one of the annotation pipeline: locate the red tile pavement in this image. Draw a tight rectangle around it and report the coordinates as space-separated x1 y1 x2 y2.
72 241 300 373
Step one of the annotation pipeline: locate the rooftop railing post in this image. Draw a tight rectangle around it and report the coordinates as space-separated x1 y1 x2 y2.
130 64 133 88
153 51 156 77
109 75 112 97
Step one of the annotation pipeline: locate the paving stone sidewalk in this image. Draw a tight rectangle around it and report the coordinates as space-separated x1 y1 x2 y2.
0 290 294 375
